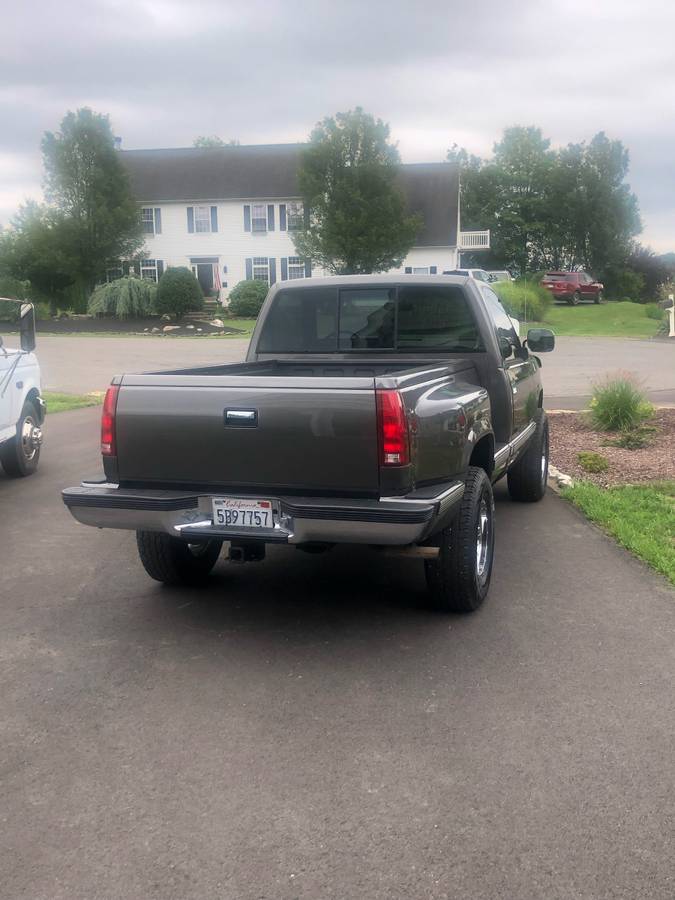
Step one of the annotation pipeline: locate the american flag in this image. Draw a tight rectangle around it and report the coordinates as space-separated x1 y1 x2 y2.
213 264 222 292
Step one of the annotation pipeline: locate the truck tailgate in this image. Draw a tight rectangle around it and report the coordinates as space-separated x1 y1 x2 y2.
115 373 380 493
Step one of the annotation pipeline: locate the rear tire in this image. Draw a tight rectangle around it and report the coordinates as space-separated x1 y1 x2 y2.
594 290 605 304
136 531 222 585
0 400 42 477
425 466 495 614
507 410 549 502
568 291 581 306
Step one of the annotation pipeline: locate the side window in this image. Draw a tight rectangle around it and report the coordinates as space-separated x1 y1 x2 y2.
481 286 520 361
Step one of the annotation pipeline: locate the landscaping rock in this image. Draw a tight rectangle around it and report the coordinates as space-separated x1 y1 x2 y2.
185 324 195 330
210 318 224 328
151 327 160 334
163 325 181 333
160 314 172 322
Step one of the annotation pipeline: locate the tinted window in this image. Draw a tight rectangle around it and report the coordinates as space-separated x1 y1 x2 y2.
256 287 337 353
397 285 483 351
338 288 395 349
481 286 520 359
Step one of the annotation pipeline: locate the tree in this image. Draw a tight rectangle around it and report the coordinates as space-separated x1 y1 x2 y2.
449 126 641 277
156 267 203 317
88 275 157 318
293 108 421 274
193 136 240 148
41 108 143 304
0 202 75 313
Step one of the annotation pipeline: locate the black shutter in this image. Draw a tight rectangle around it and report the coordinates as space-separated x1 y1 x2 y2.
304 259 312 278
243 205 251 231
187 207 194 233
269 258 276 284
245 258 253 280
157 260 164 279
267 205 275 231
211 206 218 232
279 204 287 231
404 266 412 274
154 208 162 234
430 265 437 274
281 258 288 280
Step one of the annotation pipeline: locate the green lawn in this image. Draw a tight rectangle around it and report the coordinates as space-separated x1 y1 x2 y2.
522 301 661 338
43 391 103 413
562 480 675 584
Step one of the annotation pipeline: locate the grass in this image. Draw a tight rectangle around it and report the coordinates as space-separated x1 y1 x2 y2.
562 480 675 585
43 391 103 413
521 301 662 338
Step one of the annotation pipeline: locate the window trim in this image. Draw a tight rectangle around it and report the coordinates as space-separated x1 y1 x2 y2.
287 256 306 280
141 207 155 235
252 256 270 284
286 201 304 232
140 259 160 282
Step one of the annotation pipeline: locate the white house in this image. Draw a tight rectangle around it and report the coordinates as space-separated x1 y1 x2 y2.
118 143 489 300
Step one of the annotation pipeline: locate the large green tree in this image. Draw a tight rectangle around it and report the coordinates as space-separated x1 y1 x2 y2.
453 126 641 277
293 108 421 274
193 135 240 148
41 107 143 303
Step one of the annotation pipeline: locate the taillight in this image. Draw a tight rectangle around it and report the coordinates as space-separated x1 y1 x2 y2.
101 385 119 456
376 389 410 466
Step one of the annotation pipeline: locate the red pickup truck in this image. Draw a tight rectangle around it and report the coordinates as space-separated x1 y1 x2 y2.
541 272 604 305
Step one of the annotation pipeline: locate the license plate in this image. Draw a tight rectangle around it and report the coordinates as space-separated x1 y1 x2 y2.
212 497 273 529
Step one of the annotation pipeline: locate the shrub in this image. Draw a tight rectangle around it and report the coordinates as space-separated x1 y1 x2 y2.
604 424 658 450
227 280 269 317
156 267 203 317
88 276 157 319
577 451 609 473
645 303 665 321
493 279 551 322
588 374 653 432
0 275 29 320
603 267 646 303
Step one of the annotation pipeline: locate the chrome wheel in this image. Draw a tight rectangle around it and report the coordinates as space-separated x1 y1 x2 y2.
475 496 491 580
20 416 42 461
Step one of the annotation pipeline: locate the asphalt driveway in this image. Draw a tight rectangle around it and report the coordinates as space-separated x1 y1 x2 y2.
1 407 673 899
32 334 675 407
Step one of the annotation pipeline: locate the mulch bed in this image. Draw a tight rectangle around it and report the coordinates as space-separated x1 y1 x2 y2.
0 316 246 335
549 408 675 487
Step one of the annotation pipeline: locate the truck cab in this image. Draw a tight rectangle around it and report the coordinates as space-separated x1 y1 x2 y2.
0 302 45 477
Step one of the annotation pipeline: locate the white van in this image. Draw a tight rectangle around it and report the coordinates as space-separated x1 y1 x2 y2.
0 302 45 476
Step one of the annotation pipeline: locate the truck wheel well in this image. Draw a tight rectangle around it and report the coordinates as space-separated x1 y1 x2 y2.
469 435 495 477
26 387 40 407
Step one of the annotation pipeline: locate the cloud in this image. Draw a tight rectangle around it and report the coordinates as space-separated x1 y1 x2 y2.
1 0 673 250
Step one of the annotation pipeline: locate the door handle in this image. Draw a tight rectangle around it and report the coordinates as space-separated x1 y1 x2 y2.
224 408 258 427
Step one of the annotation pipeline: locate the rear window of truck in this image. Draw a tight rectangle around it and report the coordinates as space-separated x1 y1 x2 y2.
256 285 484 353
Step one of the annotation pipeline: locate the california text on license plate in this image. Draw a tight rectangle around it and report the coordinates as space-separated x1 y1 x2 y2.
212 497 273 529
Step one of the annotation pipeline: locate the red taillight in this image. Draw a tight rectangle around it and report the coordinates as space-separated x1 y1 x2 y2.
376 389 410 466
101 385 119 456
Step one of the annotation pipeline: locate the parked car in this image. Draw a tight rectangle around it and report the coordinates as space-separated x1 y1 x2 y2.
443 268 491 283
0 301 45 477
541 271 604 305
486 270 513 283
63 275 555 614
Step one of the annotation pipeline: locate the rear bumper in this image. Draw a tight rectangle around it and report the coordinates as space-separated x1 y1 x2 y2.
62 481 465 546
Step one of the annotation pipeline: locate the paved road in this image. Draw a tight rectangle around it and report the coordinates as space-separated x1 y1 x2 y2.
31 334 675 407
1 407 673 899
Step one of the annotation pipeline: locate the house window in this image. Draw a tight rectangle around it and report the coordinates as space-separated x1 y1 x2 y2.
252 257 270 283
252 204 267 233
141 208 155 234
194 206 212 233
140 259 159 282
287 201 304 231
413 267 430 275
288 257 305 279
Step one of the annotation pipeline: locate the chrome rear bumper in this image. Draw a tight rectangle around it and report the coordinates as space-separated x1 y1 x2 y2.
62 481 464 546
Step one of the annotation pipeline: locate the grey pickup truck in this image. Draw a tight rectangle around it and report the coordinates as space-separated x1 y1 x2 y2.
63 275 555 613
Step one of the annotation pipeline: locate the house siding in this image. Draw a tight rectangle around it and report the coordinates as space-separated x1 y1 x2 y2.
137 200 458 302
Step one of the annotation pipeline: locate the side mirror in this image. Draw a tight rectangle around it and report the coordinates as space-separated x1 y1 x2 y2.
527 327 555 353
19 303 36 352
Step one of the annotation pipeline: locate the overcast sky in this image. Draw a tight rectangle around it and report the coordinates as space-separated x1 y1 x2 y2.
2 0 673 251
